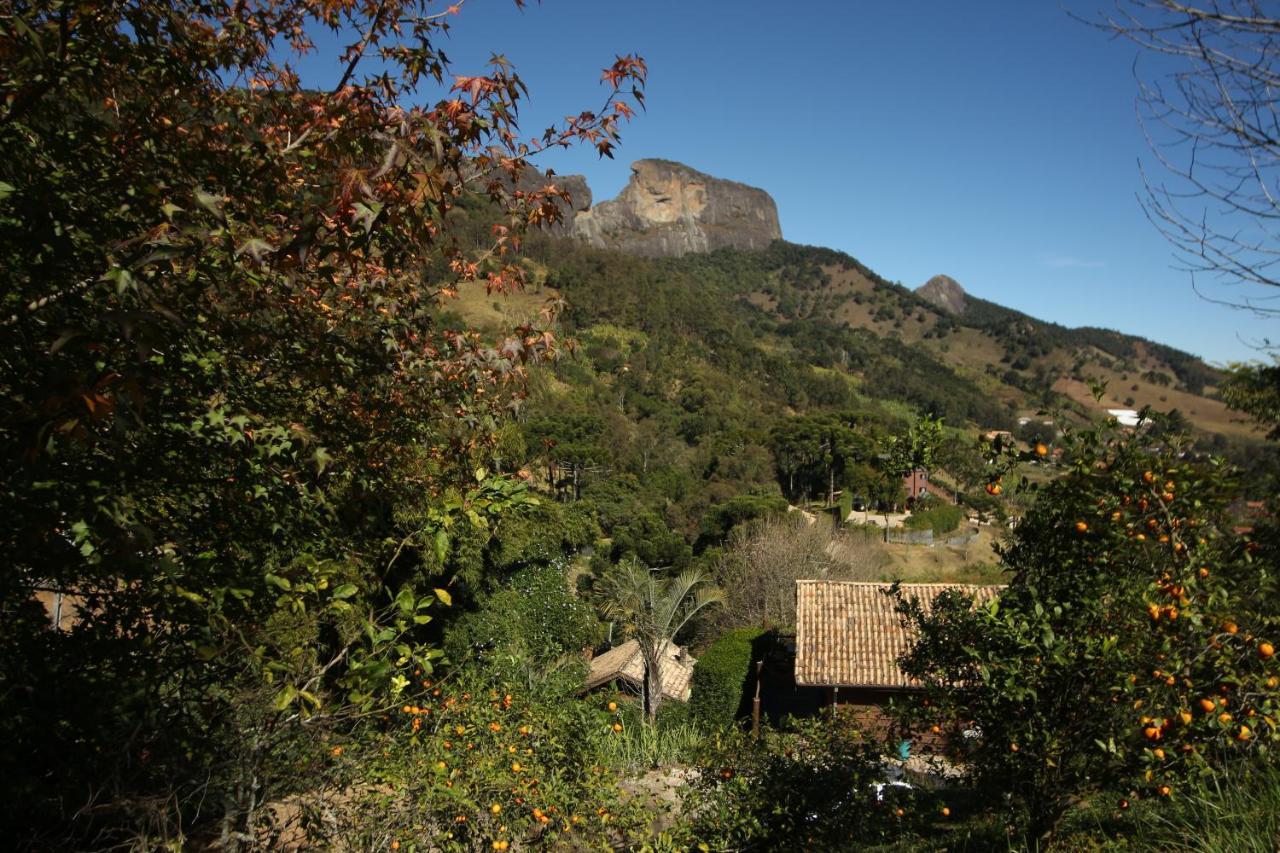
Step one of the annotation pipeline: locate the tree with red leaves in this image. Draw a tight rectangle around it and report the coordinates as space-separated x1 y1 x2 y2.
0 1 644 843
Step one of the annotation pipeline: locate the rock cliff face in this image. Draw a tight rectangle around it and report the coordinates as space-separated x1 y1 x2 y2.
916 274 968 314
571 159 781 257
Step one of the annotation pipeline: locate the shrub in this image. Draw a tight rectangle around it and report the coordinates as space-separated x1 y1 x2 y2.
689 628 764 728
321 668 650 850
903 503 964 535
444 562 600 666
680 711 919 850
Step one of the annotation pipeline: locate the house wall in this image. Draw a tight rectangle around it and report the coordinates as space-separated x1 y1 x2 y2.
826 686 951 753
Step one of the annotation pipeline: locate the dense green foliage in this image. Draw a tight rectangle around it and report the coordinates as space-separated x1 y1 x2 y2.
443 561 601 667
688 627 764 728
903 502 965 535
682 712 918 851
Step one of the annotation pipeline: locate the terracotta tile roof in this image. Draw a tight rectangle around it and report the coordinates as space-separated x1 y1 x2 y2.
583 639 696 702
795 581 1003 689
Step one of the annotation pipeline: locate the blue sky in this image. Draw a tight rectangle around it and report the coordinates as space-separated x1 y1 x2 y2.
299 0 1278 364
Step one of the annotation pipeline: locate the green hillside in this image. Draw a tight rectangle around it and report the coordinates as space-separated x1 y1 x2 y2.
436 236 1274 556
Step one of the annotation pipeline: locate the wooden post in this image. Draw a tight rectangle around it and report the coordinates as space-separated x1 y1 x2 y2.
751 660 763 740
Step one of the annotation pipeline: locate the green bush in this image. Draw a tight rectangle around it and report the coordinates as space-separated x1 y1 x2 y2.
444 562 600 666
903 503 964 535
688 627 764 728
679 711 919 850
321 667 651 850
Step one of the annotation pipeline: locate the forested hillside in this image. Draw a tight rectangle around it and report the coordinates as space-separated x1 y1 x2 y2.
432 230 1277 571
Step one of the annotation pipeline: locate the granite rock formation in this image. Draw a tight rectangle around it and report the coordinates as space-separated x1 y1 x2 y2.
571 159 781 257
916 274 968 314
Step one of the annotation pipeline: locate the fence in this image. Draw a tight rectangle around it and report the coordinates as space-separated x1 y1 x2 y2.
884 527 979 547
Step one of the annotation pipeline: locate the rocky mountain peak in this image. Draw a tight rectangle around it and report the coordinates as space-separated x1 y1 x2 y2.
571 159 781 258
916 275 968 314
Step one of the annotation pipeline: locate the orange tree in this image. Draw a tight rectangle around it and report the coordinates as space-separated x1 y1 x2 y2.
326 668 652 850
0 0 644 844
894 418 1279 842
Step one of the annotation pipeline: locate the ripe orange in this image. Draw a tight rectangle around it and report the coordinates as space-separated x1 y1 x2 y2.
1218 712 1233 724
895 808 905 817
1143 725 1162 741
1259 641 1275 659
1223 621 1239 635
941 805 951 817
1266 676 1279 689
1143 471 1155 484
930 725 942 735
1199 698 1216 713
1198 567 1210 578
1237 725 1251 741
1009 742 1019 752
490 804 502 815
612 723 623 733
391 841 400 851
1035 442 1048 457
1158 784 1171 797
1152 748 1165 760
607 701 618 712
1075 521 1089 534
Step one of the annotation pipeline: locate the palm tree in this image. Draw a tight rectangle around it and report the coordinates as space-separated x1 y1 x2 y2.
599 560 722 723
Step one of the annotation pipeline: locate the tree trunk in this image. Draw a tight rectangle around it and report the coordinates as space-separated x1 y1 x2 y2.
641 647 662 723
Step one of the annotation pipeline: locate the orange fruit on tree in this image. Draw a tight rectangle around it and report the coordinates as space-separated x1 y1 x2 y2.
1259 641 1275 659
1237 725 1251 741
941 805 952 817
1075 521 1089 534
607 701 618 712
1152 748 1165 760
1223 621 1239 634
612 723 623 733
1035 442 1048 457
1143 471 1155 484
490 804 502 815
1199 698 1216 713
1158 784 1171 797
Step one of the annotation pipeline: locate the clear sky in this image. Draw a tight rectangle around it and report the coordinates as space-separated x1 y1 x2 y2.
299 0 1279 364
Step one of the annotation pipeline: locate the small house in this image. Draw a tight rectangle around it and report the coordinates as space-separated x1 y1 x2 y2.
794 580 1002 736
901 467 930 504
582 639 696 703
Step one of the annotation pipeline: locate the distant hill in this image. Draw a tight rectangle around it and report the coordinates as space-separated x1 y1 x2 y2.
441 163 1269 544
